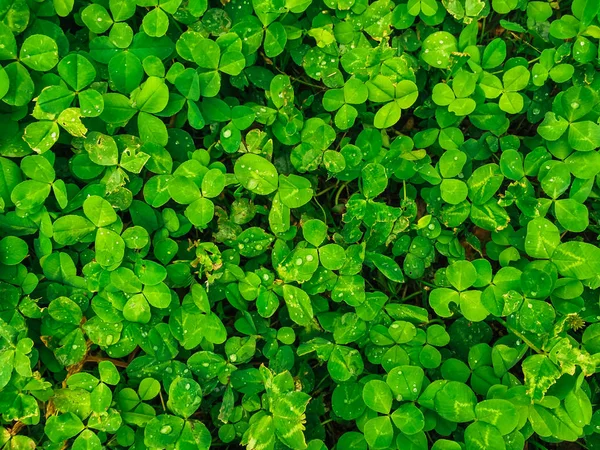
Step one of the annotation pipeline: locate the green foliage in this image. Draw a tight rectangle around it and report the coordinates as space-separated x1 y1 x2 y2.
0 0 600 449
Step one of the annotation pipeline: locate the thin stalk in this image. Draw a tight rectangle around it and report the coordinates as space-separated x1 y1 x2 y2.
402 290 425 302
316 183 338 197
334 182 349 205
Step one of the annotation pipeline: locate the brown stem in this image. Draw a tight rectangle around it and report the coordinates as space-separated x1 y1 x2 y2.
84 355 129 368
9 421 25 436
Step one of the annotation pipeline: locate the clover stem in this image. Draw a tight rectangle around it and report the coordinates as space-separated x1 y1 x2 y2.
335 131 347 151
84 355 128 368
312 196 328 223
510 32 541 54
402 290 424 302
314 372 331 391
316 183 338 197
334 182 349 206
267 56 326 90
479 16 486 44
427 319 445 325
159 390 166 412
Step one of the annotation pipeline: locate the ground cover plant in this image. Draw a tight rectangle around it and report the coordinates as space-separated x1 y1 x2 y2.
1 0 600 448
